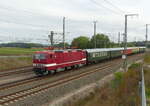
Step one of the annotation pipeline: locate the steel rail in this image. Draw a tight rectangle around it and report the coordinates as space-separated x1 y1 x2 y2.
0 53 144 105
0 63 116 105
0 66 32 72
0 54 143 92
0 68 33 77
0 58 121 91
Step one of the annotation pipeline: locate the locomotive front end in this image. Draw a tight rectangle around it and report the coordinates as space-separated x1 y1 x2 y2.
33 51 52 76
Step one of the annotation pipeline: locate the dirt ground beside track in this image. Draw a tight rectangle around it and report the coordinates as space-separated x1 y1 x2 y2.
0 57 32 71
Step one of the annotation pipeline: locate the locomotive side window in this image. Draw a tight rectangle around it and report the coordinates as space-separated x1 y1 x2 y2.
34 54 46 60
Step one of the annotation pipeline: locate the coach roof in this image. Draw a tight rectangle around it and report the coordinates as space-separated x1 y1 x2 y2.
85 48 124 53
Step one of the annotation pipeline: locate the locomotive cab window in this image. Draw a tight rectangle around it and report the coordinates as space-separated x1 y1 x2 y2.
34 54 46 60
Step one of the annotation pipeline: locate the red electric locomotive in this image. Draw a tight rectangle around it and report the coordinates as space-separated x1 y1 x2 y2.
33 50 87 76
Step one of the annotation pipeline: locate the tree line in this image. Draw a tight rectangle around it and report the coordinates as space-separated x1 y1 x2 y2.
71 33 111 49
0 43 44 48
71 33 147 49
0 34 148 49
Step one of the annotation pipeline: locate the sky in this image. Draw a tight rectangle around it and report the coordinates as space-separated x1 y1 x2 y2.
0 0 149 44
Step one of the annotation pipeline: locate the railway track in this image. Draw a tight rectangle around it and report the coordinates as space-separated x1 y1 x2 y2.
0 59 117 91
0 67 33 78
0 76 38 91
0 63 115 106
0 66 32 73
0 54 144 106
0 53 143 78
0 54 143 92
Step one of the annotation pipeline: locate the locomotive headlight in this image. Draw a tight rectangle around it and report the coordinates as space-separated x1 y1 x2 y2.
37 64 44 67
33 64 44 67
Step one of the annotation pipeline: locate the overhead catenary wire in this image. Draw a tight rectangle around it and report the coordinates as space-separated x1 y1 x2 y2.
0 18 49 30
90 0 124 15
0 5 54 29
103 0 126 13
0 0 125 28
0 4 43 17
0 1 132 44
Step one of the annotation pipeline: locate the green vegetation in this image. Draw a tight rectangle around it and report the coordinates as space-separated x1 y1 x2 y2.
0 57 32 71
71 34 110 49
111 72 123 89
144 53 150 64
144 53 150 104
90 33 110 48
144 68 150 104
146 88 150 98
71 36 90 49
71 33 144 49
0 47 44 55
73 63 141 106
0 42 44 48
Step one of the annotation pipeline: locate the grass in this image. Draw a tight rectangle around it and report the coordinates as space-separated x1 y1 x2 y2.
0 57 32 71
111 72 123 89
0 47 44 55
144 52 150 105
144 53 150 64
73 63 141 106
144 68 150 105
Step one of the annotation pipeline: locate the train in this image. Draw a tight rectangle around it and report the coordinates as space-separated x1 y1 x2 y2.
33 47 146 76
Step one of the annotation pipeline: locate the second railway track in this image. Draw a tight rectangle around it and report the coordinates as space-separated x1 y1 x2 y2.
0 67 33 78
0 58 119 91
0 62 116 106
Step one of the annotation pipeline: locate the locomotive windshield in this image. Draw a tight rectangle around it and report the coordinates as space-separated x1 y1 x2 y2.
34 54 46 60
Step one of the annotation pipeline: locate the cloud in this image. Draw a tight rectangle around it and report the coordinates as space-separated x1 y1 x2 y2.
0 0 148 43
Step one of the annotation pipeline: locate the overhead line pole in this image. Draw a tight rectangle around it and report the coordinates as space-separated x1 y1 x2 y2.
146 24 150 48
118 32 120 46
93 21 97 48
49 31 54 47
123 14 138 72
63 17 65 49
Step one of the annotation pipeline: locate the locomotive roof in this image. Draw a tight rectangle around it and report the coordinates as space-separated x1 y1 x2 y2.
53 49 83 52
35 49 84 53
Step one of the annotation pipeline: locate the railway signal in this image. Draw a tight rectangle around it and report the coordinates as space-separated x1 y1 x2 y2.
63 17 66 49
118 32 121 46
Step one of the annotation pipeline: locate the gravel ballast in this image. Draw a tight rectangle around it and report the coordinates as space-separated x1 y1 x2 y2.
2 54 143 106
9 64 122 106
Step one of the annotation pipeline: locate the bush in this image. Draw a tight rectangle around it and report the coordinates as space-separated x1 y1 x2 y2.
144 54 150 64
111 72 123 88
